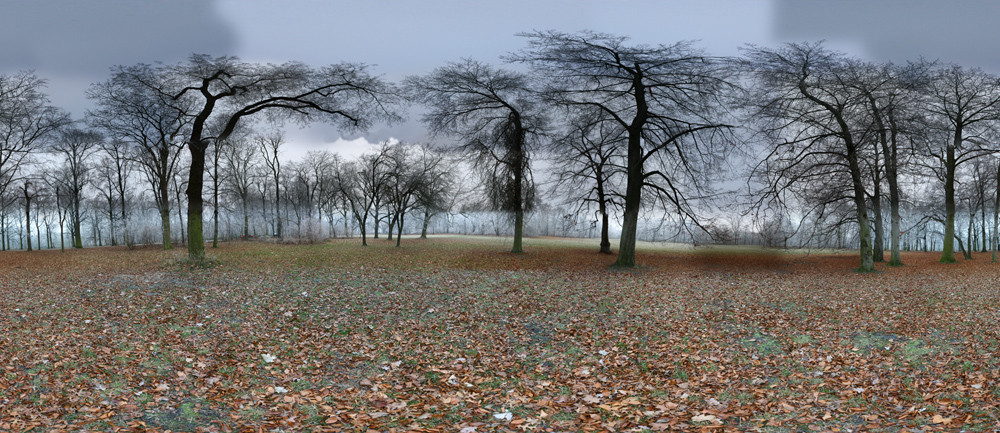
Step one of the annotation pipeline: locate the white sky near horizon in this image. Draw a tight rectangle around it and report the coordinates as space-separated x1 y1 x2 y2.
4 0 1000 162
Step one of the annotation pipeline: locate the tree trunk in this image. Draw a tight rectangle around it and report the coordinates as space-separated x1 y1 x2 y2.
871 179 885 262
993 161 999 263
981 186 988 252
212 155 220 248
242 197 249 239
157 181 172 249
186 140 207 262
966 208 974 260
615 127 643 267
941 133 958 263
396 211 404 247
847 148 874 272
72 196 83 249
24 194 31 252
955 234 969 260
421 209 431 238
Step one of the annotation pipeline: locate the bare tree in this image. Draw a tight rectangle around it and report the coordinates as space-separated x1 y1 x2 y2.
256 130 285 239
109 54 399 261
918 65 1000 263
406 59 545 253
742 42 879 272
513 31 737 266
0 72 70 218
97 139 134 246
550 108 626 254
88 64 189 249
51 128 102 249
847 60 928 266
221 135 258 239
337 147 391 246
383 142 446 247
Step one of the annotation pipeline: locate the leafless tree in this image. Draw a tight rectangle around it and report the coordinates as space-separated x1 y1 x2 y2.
106 54 400 261
512 31 737 266
917 64 1000 263
406 59 545 253
0 72 70 220
256 130 285 239
87 64 189 249
221 135 259 239
741 42 879 272
51 128 102 249
550 108 626 254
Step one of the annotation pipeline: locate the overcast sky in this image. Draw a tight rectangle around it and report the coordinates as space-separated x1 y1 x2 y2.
3 0 1000 160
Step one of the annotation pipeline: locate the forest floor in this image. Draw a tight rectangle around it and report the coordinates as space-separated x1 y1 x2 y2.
2 236 1000 432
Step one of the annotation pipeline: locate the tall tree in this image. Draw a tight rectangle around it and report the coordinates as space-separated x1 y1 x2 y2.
0 72 70 217
115 54 399 261
742 42 878 272
513 31 737 266
919 65 1000 263
51 128 102 249
221 135 258 239
97 139 134 246
551 109 626 254
256 130 285 239
847 61 927 266
87 64 189 249
406 59 545 253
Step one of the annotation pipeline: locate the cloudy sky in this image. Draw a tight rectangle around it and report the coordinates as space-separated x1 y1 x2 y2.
3 0 999 159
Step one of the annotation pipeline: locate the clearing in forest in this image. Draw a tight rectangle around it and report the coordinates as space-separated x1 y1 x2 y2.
1 236 998 432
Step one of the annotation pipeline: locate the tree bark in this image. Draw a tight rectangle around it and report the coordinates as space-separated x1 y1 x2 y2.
615 124 644 267
396 211 405 247
614 71 647 267
186 140 207 262
941 131 958 263
421 208 431 238
23 190 31 252
871 176 885 262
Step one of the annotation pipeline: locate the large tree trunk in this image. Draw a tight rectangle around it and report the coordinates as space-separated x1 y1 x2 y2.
24 195 31 252
242 197 249 239
396 211 405 247
72 196 83 249
884 134 902 266
186 140 207 262
615 127 643 267
614 74 648 267
421 209 431 238
871 179 885 262
848 150 874 272
511 147 524 254
941 133 958 263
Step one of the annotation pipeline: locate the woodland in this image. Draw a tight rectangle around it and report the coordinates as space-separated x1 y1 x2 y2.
3 30 1000 431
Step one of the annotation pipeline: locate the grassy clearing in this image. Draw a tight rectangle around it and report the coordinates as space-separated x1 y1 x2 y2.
1 236 999 432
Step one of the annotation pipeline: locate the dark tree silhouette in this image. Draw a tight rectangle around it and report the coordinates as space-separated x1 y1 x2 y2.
513 31 737 267
406 59 545 253
105 54 399 261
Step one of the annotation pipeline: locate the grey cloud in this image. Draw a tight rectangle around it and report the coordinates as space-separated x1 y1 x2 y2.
774 0 1000 71
0 0 236 75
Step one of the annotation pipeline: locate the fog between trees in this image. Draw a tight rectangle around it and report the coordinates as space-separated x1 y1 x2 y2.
2 32 999 269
